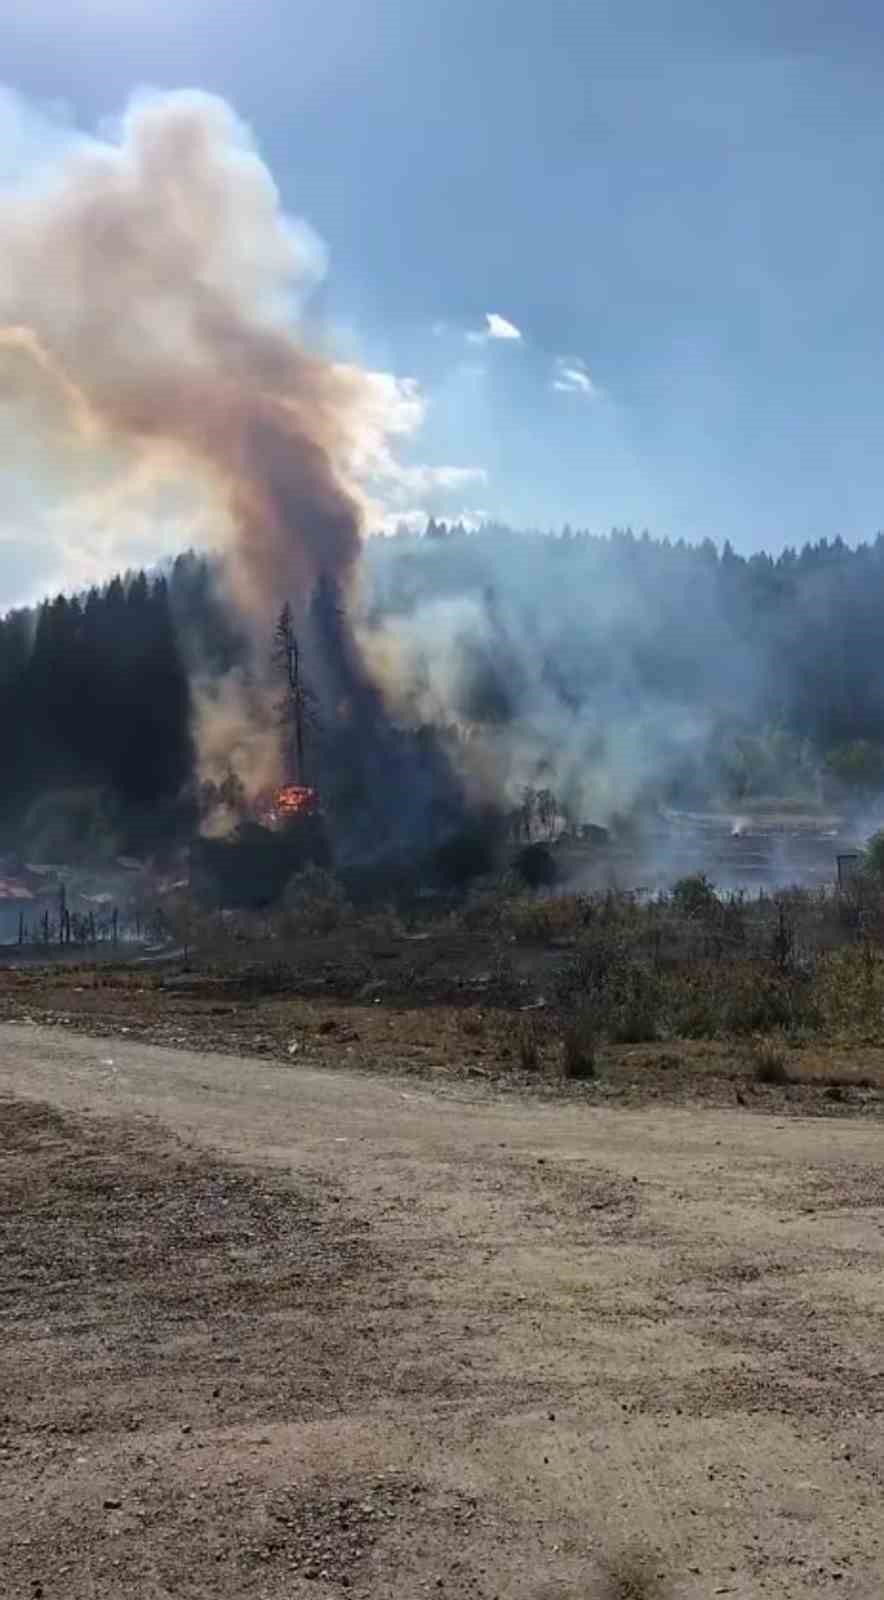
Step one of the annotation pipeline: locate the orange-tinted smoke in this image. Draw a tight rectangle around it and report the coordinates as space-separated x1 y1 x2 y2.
0 90 369 619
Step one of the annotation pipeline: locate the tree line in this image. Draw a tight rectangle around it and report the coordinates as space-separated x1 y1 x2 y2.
2 525 884 860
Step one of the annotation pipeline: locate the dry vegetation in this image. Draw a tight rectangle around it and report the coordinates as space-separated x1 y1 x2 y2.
4 872 884 1114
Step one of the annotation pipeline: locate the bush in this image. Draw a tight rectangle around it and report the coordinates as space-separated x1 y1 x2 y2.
671 872 719 921
865 829 884 880
723 972 804 1035
747 1036 791 1085
196 817 331 910
501 892 586 943
518 1024 540 1073
554 929 663 1043
433 822 498 890
512 842 558 890
560 1008 596 1079
283 866 350 933
606 963 663 1043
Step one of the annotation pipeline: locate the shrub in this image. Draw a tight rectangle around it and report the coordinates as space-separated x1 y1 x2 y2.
606 963 663 1043
770 901 796 972
553 928 627 1005
433 823 497 890
748 1036 791 1085
282 866 350 933
865 829 884 880
518 1024 540 1073
671 872 719 921
554 929 663 1043
512 842 559 890
503 892 586 943
560 1008 596 1079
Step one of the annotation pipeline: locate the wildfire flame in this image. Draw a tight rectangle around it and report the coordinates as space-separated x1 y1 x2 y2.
275 783 319 817
252 783 320 828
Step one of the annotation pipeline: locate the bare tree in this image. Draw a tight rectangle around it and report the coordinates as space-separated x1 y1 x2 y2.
273 603 319 784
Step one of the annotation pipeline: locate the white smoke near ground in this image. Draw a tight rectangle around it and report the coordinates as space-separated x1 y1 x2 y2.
190 670 280 833
358 527 733 829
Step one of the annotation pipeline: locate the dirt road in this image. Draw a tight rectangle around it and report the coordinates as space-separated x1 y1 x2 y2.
2 1022 883 1598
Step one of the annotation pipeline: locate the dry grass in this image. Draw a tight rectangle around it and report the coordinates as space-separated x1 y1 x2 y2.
560 1007 596 1080
5 878 884 1112
747 1035 792 1085
518 1023 540 1073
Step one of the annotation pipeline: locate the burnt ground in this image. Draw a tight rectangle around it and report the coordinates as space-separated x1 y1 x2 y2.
1 1022 884 1599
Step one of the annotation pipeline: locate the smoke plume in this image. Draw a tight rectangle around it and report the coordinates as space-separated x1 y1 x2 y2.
0 89 433 802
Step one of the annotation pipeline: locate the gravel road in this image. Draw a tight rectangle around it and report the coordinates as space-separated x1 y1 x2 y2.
2 1022 883 1598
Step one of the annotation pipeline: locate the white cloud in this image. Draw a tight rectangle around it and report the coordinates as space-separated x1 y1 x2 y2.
486 312 522 340
371 459 487 509
377 505 488 537
335 366 487 533
341 367 486 506
467 311 523 344
552 356 599 397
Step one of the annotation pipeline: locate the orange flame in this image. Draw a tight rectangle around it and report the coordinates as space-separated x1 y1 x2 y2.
275 783 319 817
252 783 320 827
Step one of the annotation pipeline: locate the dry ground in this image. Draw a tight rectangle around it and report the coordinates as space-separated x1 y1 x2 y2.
1 1021 884 1598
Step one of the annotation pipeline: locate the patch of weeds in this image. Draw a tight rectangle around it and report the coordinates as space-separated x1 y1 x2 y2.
731 967 818 1035
646 1052 682 1072
770 900 796 972
460 1013 484 1038
819 1071 874 1091
671 871 719 922
518 1023 540 1073
747 1035 791 1085
554 932 663 1044
608 997 661 1045
501 892 587 944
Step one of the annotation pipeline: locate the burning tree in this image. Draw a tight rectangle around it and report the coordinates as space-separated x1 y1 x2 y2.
272 602 320 819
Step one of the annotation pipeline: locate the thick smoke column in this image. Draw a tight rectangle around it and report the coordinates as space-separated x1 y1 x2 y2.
0 90 420 805
0 91 372 617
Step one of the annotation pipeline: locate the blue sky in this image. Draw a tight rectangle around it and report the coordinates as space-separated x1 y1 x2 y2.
6 0 884 556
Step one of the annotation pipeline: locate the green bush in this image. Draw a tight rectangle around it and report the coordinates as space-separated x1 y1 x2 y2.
671 872 719 921
865 830 884 880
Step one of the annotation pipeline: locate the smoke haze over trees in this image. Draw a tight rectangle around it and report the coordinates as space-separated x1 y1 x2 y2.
3 525 884 864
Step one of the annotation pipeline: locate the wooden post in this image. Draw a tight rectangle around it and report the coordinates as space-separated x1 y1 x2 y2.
17 910 24 946
112 907 119 946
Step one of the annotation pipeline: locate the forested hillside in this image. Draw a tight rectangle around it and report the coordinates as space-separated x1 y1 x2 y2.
2 526 884 860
